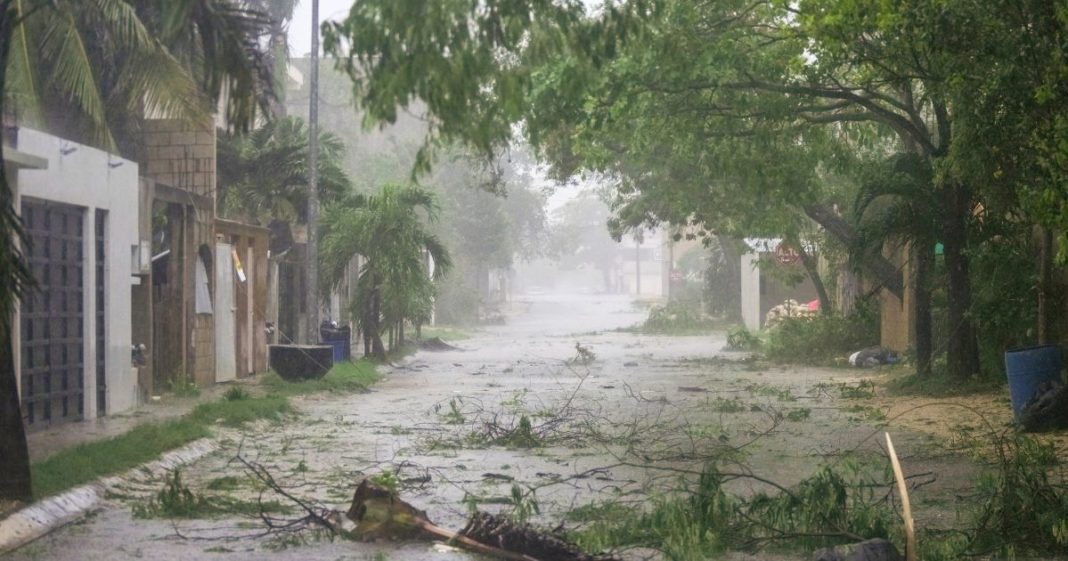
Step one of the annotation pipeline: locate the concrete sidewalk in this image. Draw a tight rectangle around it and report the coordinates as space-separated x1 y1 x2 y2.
27 377 258 462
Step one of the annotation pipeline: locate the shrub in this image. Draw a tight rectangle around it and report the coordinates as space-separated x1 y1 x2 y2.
223 386 250 401
642 301 718 334
764 306 879 366
725 326 761 351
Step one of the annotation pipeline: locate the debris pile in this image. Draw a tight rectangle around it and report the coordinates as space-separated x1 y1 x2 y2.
462 512 620 561
1018 381 1068 432
764 299 817 328
847 347 898 368
344 479 618 561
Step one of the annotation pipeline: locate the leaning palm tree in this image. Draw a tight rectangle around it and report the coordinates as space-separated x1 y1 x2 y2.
250 0 300 117
217 116 350 225
0 0 274 502
320 184 452 360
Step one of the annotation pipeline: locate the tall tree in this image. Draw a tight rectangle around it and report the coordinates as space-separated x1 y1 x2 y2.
0 0 35 504
251 0 299 117
328 0 1068 379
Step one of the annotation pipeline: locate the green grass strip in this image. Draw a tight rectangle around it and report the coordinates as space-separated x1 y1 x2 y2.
30 360 380 500
260 358 380 396
188 395 292 427
31 418 211 499
419 325 471 341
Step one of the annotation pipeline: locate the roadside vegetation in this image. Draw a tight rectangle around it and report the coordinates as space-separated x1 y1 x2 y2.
418 325 471 342
763 306 880 367
260 359 379 396
633 301 723 335
31 360 379 500
566 432 1068 561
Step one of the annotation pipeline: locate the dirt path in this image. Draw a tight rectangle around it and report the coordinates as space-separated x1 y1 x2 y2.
10 294 981 561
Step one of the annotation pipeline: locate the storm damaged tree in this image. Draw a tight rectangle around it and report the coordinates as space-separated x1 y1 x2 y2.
0 0 273 501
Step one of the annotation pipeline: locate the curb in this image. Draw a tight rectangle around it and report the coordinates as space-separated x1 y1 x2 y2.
0 438 217 555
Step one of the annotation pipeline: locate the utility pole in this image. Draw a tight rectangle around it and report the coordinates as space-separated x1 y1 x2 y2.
305 0 321 344
635 239 641 296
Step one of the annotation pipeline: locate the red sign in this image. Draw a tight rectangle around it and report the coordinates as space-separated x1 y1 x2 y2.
670 268 683 281
775 242 800 265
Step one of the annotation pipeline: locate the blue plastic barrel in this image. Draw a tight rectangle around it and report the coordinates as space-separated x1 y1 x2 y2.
322 339 346 363
1005 344 1064 418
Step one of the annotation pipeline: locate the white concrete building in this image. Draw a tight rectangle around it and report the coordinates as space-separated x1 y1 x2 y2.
9 128 141 427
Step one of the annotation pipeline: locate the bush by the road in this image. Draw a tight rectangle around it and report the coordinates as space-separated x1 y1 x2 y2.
764 307 878 366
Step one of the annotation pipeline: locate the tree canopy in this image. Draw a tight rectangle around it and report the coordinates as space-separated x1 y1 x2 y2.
323 0 1068 381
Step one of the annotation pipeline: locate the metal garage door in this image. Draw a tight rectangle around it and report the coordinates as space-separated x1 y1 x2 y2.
20 198 86 428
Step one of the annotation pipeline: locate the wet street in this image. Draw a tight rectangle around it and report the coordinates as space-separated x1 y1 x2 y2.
9 293 975 561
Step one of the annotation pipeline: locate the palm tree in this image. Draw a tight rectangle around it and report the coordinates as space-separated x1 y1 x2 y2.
250 0 299 117
5 0 273 154
320 184 452 360
0 0 274 502
216 116 350 225
854 153 941 377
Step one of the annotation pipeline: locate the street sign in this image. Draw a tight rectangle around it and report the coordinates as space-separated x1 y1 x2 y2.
775 242 800 265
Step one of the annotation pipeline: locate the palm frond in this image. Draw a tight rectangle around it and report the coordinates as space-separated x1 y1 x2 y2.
5 0 44 124
160 0 274 132
39 8 114 147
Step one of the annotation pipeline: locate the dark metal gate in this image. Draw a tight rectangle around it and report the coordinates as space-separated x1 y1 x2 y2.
95 209 107 415
20 198 86 428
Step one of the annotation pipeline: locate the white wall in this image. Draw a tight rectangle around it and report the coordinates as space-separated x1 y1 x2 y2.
13 128 140 418
740 252 761 331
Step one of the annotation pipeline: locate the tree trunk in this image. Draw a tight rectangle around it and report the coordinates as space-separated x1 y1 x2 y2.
803 203 904 299
716 235 742 321
1038 226 1054 345
0 1 33 502
398 321 405 347
912 241 933 377
795 239 831 314
942 182 979 379
0 317 31 502
370 280 386 360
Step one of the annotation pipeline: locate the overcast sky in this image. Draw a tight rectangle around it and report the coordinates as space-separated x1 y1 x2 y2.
287 0 604 57
287 0 351 58
284 0 596 214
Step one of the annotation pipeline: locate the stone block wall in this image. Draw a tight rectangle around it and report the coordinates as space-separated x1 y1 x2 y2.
141 119 217 200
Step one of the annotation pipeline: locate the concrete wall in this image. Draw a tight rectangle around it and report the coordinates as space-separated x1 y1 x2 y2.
13 128 141 417
739 251 819 331
880 246 913 352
